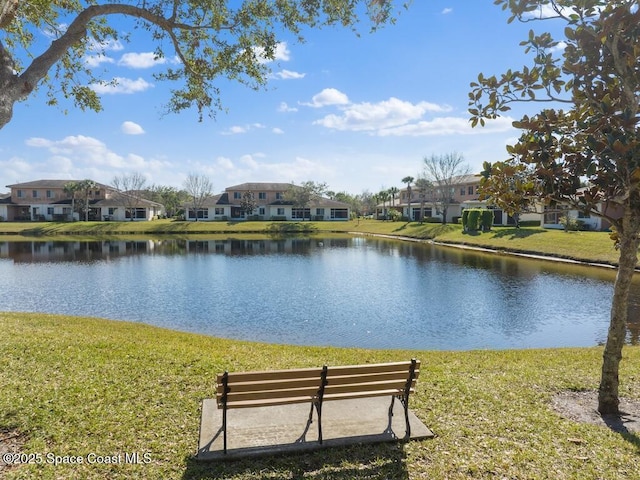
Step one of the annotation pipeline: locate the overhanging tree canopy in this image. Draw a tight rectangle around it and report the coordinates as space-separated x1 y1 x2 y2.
0 0 399 129
470 0 640 414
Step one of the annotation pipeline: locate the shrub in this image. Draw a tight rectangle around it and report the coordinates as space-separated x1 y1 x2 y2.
481 210 493 231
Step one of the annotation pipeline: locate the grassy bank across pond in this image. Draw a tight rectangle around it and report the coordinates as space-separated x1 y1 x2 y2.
1 312 639 479
0 219 624 267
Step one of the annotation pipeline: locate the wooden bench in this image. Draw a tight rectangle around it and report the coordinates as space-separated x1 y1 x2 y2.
215 359 420 454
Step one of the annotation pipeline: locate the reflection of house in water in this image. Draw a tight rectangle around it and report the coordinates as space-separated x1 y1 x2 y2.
182 238 349 255
0 238 352 262
0 240 156 263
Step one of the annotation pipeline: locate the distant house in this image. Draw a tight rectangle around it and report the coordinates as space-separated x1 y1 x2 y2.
389 174 540 225
2 180 164 221
542 199 622 231
185 182 350 221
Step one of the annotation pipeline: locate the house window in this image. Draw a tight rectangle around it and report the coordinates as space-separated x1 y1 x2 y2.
468 186 474 195
460 188 465 196
577 211 590 219
277 207 285 215
188 209 209 219
108 208 117 215
46 190 53 199
291 208 310 219
215 207 224 215
258 192 266 200
316 208 325 216
17 190 24 198
330 208 348 219
47 207 54 215
276 192 283 200
63 207 71 215
234 192 241 199
259 207 265 215
32 190 39 198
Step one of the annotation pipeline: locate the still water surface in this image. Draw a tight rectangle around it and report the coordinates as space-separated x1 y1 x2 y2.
1 237 638 350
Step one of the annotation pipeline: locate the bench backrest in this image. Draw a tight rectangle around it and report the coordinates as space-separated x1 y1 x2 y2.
216 360 420 410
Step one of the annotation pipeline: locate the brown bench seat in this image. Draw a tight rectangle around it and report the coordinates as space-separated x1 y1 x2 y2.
215 359 420 454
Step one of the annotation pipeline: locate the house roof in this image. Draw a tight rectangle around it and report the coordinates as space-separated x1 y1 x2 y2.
225 182 293 192
6 179 112 190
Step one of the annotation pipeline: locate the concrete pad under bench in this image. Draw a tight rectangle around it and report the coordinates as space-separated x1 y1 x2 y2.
196 396 434 461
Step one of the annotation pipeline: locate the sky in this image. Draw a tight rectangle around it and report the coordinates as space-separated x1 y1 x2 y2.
0 1 568 196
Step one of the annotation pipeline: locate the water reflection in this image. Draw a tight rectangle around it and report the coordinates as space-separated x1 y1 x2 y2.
0 237 637 350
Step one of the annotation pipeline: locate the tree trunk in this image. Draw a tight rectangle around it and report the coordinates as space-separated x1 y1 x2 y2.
598 208 640 414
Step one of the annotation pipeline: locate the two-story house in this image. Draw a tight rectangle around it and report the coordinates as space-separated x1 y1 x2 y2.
185 182 350 221
388 174 539 225
1 180 164 221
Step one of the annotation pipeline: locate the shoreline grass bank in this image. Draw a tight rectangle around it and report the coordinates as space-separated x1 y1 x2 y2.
0 218 624 267
1 312 639 479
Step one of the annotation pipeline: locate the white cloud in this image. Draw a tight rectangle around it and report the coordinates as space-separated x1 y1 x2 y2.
254 41 291 63
88 38 124 52
121 121 145 135
272 69 306 80
272 127 284 134
221 124 266 135
278 102 298 113
314 97 452 132
118 52 167 69
376 115 516 137
442 8 453 14
91 77 154 94
303 88 350 108
25 135 128 168
85 54 115 68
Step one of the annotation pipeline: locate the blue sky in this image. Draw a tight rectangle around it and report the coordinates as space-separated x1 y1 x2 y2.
0 1 565 195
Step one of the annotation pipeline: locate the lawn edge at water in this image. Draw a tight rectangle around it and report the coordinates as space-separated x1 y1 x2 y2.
0 219 624 268
1 312 640 479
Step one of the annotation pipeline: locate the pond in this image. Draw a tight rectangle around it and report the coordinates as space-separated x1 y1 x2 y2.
1 237 638 350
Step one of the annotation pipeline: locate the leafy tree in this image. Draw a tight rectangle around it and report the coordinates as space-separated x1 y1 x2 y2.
402 175 414 220
183 173 213 221
422 152 470 224
145 185 187 218
112 172 147 221
0 0 399 130
240 190 257 217
357 190 377 217
469 0 640 414
479 160 538 228
285 181 327 221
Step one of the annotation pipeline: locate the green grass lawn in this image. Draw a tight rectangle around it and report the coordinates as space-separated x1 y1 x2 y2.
1 312 639 479
0 218 623 266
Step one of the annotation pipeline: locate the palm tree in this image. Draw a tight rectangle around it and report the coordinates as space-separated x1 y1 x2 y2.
63 181 80 221
414 177 432 224
388 187 399 207
77 179 97 221
378 190 390 220
402 176 414 221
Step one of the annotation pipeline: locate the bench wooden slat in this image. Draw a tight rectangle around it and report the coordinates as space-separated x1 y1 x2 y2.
218 379 418 407
216 370 419 397
218 367 324 384
214 359 420 453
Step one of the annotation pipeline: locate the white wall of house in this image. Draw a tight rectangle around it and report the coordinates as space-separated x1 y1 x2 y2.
96 206 159 221
543 209 601 231
186 203 350 221
29 203 76 221
0 205 8 221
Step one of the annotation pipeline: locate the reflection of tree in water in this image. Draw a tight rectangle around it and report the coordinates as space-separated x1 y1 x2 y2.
627 298 640 346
